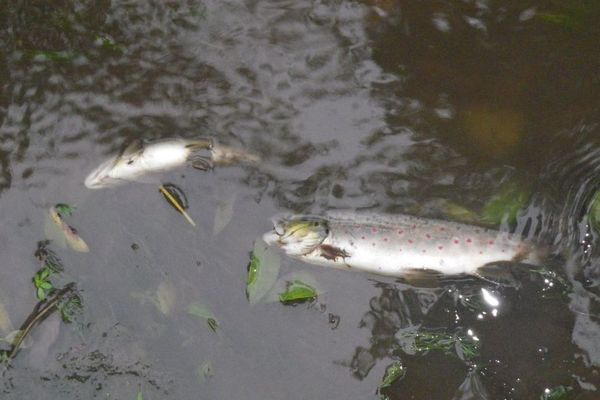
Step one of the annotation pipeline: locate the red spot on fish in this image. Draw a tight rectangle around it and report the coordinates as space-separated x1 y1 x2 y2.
466 238 472 243
398 230 404 235
412 224 416 229
488 240 495 245
408 239 414 244
383 237 388 242
371 227 378 233
438 246 443 250
453 239 459 244
425 234 431 239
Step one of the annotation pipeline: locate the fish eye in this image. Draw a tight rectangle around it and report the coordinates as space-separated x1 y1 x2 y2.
275 223 285 236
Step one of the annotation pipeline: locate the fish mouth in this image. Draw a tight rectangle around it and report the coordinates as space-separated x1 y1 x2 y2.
263 214 329 256
84 158 120 189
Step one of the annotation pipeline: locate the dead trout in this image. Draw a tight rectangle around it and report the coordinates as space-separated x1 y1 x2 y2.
263 212 542 278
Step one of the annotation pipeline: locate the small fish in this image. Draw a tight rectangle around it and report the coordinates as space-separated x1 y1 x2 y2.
84 138 260 189
263 211 543 278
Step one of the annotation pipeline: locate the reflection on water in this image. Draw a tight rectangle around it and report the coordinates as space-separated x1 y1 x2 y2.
1 0 600 399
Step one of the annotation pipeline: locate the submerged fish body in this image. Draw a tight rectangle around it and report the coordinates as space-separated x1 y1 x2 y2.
263 212 542 277
85 137 260 189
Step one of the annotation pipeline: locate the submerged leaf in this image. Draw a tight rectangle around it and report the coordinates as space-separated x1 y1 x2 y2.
156 281 177 315
187 302 219 332
246 239 281 304
213 195 236 236
443 202 482 225
279 280 317 303
588 190 600 232
378 362 406 390
0 303 14 335
402 330 480 362
536 12 579 30
481 183 530 225
541 385 573 400
197 360 214 383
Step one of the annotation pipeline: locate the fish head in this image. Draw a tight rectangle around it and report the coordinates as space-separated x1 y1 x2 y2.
84 156 123 189
263 214 329 256
84 142 150 189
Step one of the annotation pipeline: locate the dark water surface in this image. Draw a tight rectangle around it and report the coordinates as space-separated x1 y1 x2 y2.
1 1 600 399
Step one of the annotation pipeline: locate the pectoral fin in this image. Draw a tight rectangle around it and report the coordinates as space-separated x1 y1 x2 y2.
475 262 525 288
184 138 214 170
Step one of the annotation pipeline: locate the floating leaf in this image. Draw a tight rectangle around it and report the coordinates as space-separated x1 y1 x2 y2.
279 280 317 303
187 302 219 332
246 239 281 304
263 271 323 303
378 362 406 391
481 183 530 225
213 195 236 236
54 203 74 216
159 184 196 226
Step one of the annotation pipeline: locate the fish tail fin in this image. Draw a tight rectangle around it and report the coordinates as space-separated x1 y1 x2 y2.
211 143 261 166
185 138 214 170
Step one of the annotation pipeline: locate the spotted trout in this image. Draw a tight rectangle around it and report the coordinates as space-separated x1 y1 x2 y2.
263 212 543 278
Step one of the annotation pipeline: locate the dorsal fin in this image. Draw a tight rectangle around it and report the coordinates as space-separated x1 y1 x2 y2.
111 139 144 167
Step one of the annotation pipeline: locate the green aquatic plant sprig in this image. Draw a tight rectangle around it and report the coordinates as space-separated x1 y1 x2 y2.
32 267 54 301
402 329 480 362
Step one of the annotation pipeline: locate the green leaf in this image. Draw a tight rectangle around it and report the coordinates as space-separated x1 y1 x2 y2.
588 190 600 232
137 389 143 400
39 282 53 290
403 330 480 362
36 287 46 301
481 183 530 225
246 239 281 304
540 385 573 400
279 280 317 303
443 202 482 225
378 362 406 390
55 203 74 216
536 12 579 30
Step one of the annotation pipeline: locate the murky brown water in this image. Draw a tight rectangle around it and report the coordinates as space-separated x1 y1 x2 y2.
1 1 600 399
